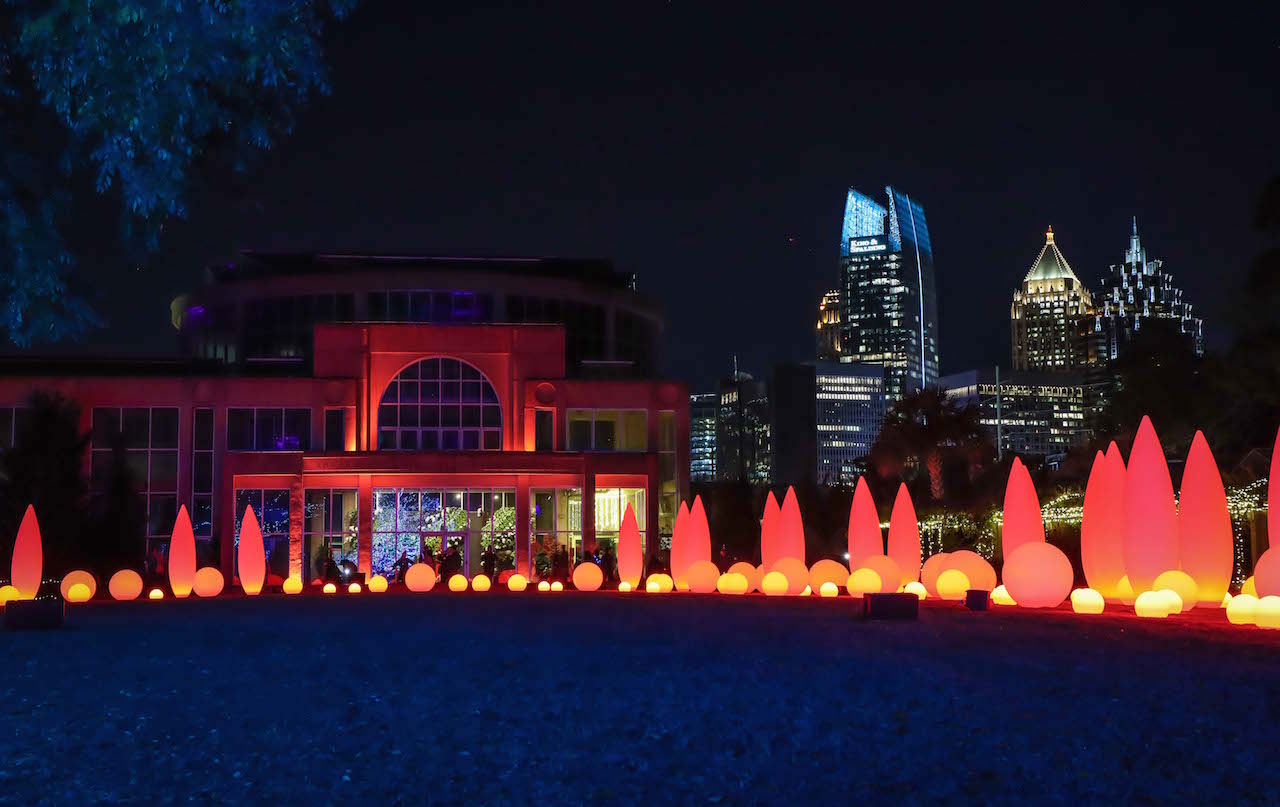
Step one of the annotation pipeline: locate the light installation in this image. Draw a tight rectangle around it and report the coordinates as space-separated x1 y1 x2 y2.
0 585 19 605
348 582 362 594
193 567 225 598
148 588 164 600
760 491 782 569
1081 446 1127 599
1254 552 1280 598
1177 431 1232 605
847 568 881 596
109 570 143 601
886 483 922 587
66 583 91 603
60 570 97 602
1002 542 1072 608
472 574 492 592
688 496 712 570
1151 570 1197 613
904 581 927 599
323 583 336 594
941 550 995 592
1156 589 1184 614
920 552 950 597
538 581 552 592
727 561 760 593
1256 596 1280 629
282 577 304 595
1115 575 1136 605
618 581 631 592
1122 416 1179 593
647 573 673 593
670 502 691 590
237 504 266 596
819 582 840 598
808 559 849 593
448 574 468 592
760 571 789 596
686 560 719 594
1001 458 1045 560
10 504 42 599
777 487 806 564
617 503 643 589
168 505 196 598
858 555 903 594
404 563 437 592
936 569 970 600
769 557 809 596
1134 590 1170 618
1265 425 1280 595
1242 576 1257 597
991 584 1016 606
572 562 603 592
550 581 564 592
1070 588 1105 614
507 574 529 592
847 478 882 568
368 575 389 593
716 573 748 595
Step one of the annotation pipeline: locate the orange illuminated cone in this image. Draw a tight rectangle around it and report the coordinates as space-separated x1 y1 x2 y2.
688 495 712 567
617 503 643 589
670 502 691 590
238 504 266 595
168 505 196 598
10 505 42 599
1270 426 1280 559
777 486 805 563
760 491 781 569
886 483 921 587
1178 431 1232 606
847 477 882 568
1122 416 1179 593
1082 445 1127 599
1001 458 1045 559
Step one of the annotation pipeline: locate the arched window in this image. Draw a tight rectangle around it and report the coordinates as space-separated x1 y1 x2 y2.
378 358 502 451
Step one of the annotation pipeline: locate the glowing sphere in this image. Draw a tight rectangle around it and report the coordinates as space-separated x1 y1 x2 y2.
617 502 644 589
237 504 266 596
323 582 336 594
1070 588 1105 615
904 581 927 600
1156 589 1183 615
921 553 951 597
148 588 164 600
647 573 673 593
282 577 303 595
67 583 92 603
108 570 144 601
348 582 362 594
1221 592 1232 608
943 550 996 592
60 570 97 602
618 581 631 593
0 585 19 606
168 504 196 598
1177 432 1233 605
846 568 882 597
1254 550 1280 598
936 569 971 601
727 561 760 593
645 580 659 593
448 574 468 592
1241 576 1257 597
1122 417 1180 593
717 572 749 595
538 581 552 592
769 557 809 596
550 581 564 592
686 560 720 594
10 505 42 599
507 574 529 592
1226 593 1258 625
819 581 839 598
368 575 389 593
472 574 492 592
760 571 789 596
991 584 1016 606
571 562 603 591
1134 590 1170 618
1002 542 1073 609
1115 575 1136 605
1151 570 1197 613
808 559 850 593
404 563 437 592
1257 596 1280 630
887 483 922 587
857 555 903 594
847 477 883 568
192 567 225 598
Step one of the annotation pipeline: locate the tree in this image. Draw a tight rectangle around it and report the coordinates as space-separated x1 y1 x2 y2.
869 389 989 501
90 432 148 576
1 0 355 346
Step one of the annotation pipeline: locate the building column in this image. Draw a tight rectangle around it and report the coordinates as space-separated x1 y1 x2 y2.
288 476 305 582
582 457 596 555
358 474 373 576
516 474 531 577
646 453 660 564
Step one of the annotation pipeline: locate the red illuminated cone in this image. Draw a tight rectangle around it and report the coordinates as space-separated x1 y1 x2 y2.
10 505 42 599
670 502 690 590
1081 446 1127 599
688 495 711 566
886 483 921 587
847 477 883 568
1177 431 1232 605
777 486 805 563
238 505 266 595
1001 458 1044 560
169 505 196 598
617 503 643 589
1122 416 1179 593
760 491 781 569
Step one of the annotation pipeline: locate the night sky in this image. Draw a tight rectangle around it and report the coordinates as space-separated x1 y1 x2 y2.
83 3 1279 392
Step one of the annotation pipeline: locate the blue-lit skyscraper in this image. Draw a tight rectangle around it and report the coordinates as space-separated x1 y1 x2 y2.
838 187 940 401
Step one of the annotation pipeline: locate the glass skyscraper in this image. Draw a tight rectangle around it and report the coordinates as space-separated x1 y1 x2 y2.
838 187 940 401
688 392 718 481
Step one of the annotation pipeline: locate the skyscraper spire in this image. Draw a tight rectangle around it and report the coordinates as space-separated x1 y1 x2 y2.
1132 216 1138 237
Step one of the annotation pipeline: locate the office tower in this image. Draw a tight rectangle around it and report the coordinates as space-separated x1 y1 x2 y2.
716 370 771 483
771 361 886 486
815 289 842 361
941 369 1087 466
689 392 718 481
1011 227 1099 372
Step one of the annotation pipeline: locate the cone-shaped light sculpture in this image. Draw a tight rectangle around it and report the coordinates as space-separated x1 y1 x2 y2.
238 504 266 595
168 505 196 598
1081 447 1127 599
688 495 712 567
777 486 805 563
1001 458 1044 560
886 483 921 586
847 478 883 568
10 505 42 599
760 491 782 569
617 503 643 589
1122 416 1179 593
670 502 691 590
1178 431 1232 605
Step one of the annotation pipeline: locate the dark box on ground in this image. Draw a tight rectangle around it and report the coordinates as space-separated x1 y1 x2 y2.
965 589 990 611
864 593 919 620
4 597 65 630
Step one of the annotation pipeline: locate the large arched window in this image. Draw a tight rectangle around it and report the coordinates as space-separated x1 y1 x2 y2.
378 358 502 451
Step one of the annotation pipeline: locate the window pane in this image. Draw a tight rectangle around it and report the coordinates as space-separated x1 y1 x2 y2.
535 410 553 451
594 411 618 451
150 451 178 492
151 408 179 448
91 408 120 448
567 411 593 451
284 409 310 450
263 490 290 536
325 409 345 452
227 409 254 450
122 408 150 448
194 409 214 450
148 494 177 537
193 494 213 537
256 409 283 450
659 411 676 451
621 411 647 451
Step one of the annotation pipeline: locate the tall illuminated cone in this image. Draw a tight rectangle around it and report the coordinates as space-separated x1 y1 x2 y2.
1258 426 1280 597
238 504 266 595
168 505 196 598
1081 445 1127 599
777 486 805 563
617 503 643 588
10 505 42 599
1271 425 1280 550
760 491 782 568
886 483 921 586
1122 416 1179 593
1001 458 1044 560
688 496 712 566
1177 431 1232 605
847 478 882 568
670 502 691 590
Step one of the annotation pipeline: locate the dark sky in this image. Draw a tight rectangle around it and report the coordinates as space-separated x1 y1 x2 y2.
85 3 1279 391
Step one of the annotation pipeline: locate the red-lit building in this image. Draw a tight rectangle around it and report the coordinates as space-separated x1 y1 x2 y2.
0 255 686 585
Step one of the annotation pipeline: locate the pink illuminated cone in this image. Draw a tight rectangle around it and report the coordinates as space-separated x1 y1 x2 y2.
670 502 691 589
168 505 196 598
1178 431 1232 605
886 483 921 586
617 503 643 588
760 491 782 568
10 504 42 599
1270 426 1280 560
1081 446 1127 599
847 477 883 568
688 495 711 566
1122 416 1179 593
1001 458 1045 560
777 486 805 563
238 505 266 595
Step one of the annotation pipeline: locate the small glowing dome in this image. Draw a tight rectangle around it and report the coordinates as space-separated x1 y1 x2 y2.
1152 570 1197 612
472 574 492 592
348 582 362 594
404 563 437 593
108 570 144 601
507 574 529 592
768 558 809 596
1002 542 1073 608
645 580 660 593
538 580 552 592
550 581 564 592
760 571 789 596
819 581 839 598
904 581 927 600
1156 588 1183 614
1115 575 1136 605
618 580 631 593
1241 576 1257 597
60 570 98 602
572 562 604 592
1070 588 1105 615
323 582 336 594
800 585 812 596
1134 590 1170 618
1220 591 1232 608
686 560 720 594
991 584 1016 606
726 561 760 592
448 574 469 592
921 552 952 597
859 555 904 594
282 577 304 595
0 585 20 605
66 583 92 603
1256 595 1280 630
846 568 882 597
936 569 971 601
808 559 850 593
367 575 389 593
148 588 164 600
647 573 674 593
716 573 749 595
1226 593 1258 625
192 567 225 598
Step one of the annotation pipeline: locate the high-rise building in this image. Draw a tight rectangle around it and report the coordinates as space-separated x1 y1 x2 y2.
716 371 771 483
838 187 940 401
770 361 886 486
941 368 1087 465
1011 228 1099 372
815 289 842 361
689 392 718 481
1095 218 1203 360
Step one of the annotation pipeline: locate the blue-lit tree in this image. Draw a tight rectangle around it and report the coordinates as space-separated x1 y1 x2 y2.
0 0 354 346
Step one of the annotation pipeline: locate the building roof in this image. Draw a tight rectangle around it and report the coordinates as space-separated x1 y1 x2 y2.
1023 228 1082 284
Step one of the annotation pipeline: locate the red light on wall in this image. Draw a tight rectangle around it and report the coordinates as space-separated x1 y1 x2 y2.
670 502 691 590
1002 458 1045 560
1081 446 1127 599
617 503 643 589
168 505 196 598
1178 431 1232 606
777 486 805 563
760 491 781 569
847 477 882 569
886 482 921 587
689 495 712 567
238 505 267 596
10 505 42 599
1122 416 1179 593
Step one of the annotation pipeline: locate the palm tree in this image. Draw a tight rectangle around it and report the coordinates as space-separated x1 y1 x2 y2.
869 389 988 501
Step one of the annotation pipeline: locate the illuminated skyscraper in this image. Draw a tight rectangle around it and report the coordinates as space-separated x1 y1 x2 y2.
689 392 718 481
838 187 940 401
716 371 771 483
1011 228 1098 372
815 288 842 360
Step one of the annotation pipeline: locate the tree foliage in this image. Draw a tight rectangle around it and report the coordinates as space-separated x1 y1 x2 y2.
1 0 354 346
869 388 989 502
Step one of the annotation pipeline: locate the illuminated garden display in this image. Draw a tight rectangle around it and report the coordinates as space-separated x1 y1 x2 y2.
686 560 720 594
572 562 603 592
1001 458 1045 559
60 570 97 603
193 567 225 598
1081 445 1127 599
109 570 143 601
617 504 643 589
847 478 882 568
11 505 42 599
1122 417 1179 594
1002 542 1073 609
759 491 781 569
886 483 922 587
670 502 690 590
168 505 196 599
808 559 849 592
688 496 712 571
728 561 761 593
776 487 806 566
237 505 267 596
1177 432 1232 605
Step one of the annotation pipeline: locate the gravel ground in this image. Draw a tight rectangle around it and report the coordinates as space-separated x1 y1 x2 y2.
2 591 1277 804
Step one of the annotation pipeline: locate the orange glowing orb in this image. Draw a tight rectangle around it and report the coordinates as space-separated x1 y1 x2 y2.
168 504 196 598
857 555 903 594
1002 542 1073 609
921 553 951 598
760 490 782 570
1151 570 1197 613
1002 458 1046 559
572 562 603 592
108 570 144 601
1177 432 1233 605
886 482 922 587
1070 588 1105 614
472 574 492 592
768 557 809 596
808 559 850 593
818 581 839 598
847 477 883 568
647 573 673 593
348 582 362 594
1226 593 1258 625
148 588 164 600
936 569 971 601
645 580 660 593
448 574 468 592
507 574 529 592
904 581 927 599
10 504 42 599
1081 446 1128 599
404 563 437 592
538 580 552 592
846 568 882 597
1254 550 1280 598
1134 590 1170 618
942 550 996 592
0 585 19 606
728 561 761 593
1255 596 1280 629
192 567 225 598
60 570 97 602
991 584 1016 606
368 575 389 593
237 504 266 596
686 560 720 594
66 582 92 603
1122 417 1180 593
716 572 749 595
1114 575 1136 605
760 571 789 596
282 577 303 595
323 582 336 594
618 581 631 593
550 581 564 592
617 503 644 589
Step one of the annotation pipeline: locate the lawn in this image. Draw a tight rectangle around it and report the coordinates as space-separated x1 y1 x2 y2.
2 592 1277 803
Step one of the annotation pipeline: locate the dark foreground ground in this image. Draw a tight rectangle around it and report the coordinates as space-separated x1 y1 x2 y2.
3 592 1278 804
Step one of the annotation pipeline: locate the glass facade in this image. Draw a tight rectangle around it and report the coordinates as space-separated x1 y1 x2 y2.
941 370 1086 463
377 358 502 451
530 488 582 581
305 488 358 582
716 374 771 483
372 487 517 579
688 393 717 481
814 362 885 484
91 407 180 551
